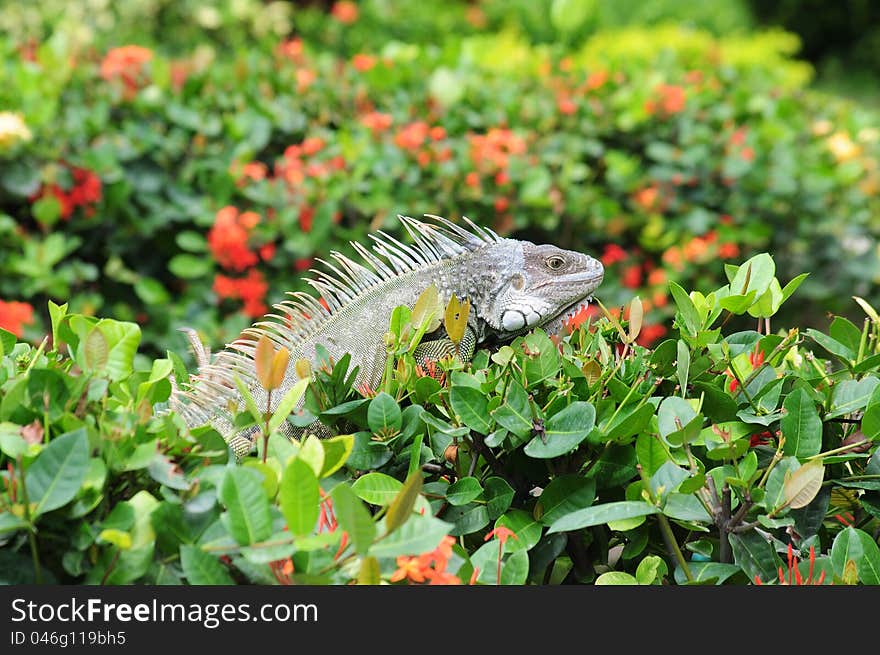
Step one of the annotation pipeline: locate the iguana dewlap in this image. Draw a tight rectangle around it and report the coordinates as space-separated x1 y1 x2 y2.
170 215 604 456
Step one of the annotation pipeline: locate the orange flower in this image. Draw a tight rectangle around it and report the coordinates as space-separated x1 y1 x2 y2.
633 185 659 211
390 556 429 583
465 171 480 188
647 268 667 286
0 300 35 337
565 304 598 332
360 111 393 133
331 1 359 24
683 236 710 262
100 46 153 98
557 94 577 115
301 137 325 156
754 544 826 586
429 126 446 141
277 38 304 62
394 121 430 150
740 146 755 162
212 269 268 318
352 54 376 72
645 84 686 116
469 128 526 172
662 246 684 271
235 161 267 186
718 242 740 259
494 196 510 213
296 68 316 92
586 70 608 90
207 206 260 271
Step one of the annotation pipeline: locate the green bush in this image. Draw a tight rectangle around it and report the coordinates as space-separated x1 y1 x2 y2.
1 254 879 585
2 17 879 357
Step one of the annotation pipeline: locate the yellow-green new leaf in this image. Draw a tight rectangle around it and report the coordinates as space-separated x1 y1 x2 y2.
628 296 643 343
267 378 310 433
444 293 471 345
358 556 381 585
411 284 442 334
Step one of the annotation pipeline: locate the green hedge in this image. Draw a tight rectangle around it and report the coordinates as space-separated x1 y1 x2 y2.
2 17 879 357
1 255 879 585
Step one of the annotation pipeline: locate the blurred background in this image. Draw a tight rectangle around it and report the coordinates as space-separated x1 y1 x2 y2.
1 0 879 357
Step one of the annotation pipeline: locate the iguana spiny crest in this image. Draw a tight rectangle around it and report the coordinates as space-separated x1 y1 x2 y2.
169 215 604 456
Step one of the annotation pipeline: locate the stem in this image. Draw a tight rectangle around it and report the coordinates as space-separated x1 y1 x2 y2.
718 484 732 564
262 389 272 464
18 457 42 584
636 464 693 581
806 439 869 460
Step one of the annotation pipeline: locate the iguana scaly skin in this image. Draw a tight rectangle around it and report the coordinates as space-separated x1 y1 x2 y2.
169 215 604 456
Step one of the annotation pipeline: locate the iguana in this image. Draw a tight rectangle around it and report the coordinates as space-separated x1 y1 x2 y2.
169 215 604 457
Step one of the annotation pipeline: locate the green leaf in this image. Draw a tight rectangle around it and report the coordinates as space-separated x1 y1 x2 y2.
658 397 701 446
180 546 235 585
268 378 309 433
831 527 880 584
595 571 639 585
781 388 822 458
805 329 854 362
352 472 403 505
547 501 659 533
279 457 320 537
828 378 880 418
535 476 596 526
450 385 492 435
635 434 669 476
676 340 690 395
669 281 701 335
729 531 779 583
219 468 272 546
521 330 559 386
370 515 451 559
319 434 354 478
331 483 376 556
169 254 213 279
730 253 775 299
491 381 533 439
484 477 515 519
25 428 90 518
445 503 491 536
385 472 423 535
524 401 595 458
297 434 325 478
0 328 16 356
635 555 668 585
367 392 402 433
446 477 483 506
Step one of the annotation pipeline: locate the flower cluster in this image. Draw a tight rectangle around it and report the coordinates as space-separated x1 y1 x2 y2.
0 300 35 337
390 535 462 585
754 544 826 585
100 45 153 99
31 165 102 220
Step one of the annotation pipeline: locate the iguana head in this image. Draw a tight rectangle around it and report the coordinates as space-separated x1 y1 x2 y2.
481 240 604 338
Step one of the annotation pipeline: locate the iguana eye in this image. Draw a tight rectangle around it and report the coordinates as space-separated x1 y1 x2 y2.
545 256 566 271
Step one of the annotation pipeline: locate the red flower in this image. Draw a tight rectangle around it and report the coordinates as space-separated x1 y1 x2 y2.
754 544 826 586
390 536 460 585
637 323 667 346
749 431 773 447
586 70 608 90
740 146 755 162
601 244 627 266
299 206 314 232
622 264 642 289
429 126 446 141
32 165 102 220
0 300 35 337
465 172 480 188
331 1 359 24
494 196 510 213
277 38 304 63
749 347 765 368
